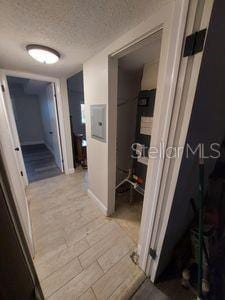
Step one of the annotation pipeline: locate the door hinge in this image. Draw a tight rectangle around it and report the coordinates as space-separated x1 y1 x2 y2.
20 171 23 177
149 248 157 260
1 84 5 92
183 28 207 57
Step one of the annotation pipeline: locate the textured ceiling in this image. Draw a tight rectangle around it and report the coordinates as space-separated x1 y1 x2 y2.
119 30 162 71
0 0 169 78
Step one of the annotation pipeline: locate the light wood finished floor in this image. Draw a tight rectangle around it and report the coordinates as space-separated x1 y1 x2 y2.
27 170 145 299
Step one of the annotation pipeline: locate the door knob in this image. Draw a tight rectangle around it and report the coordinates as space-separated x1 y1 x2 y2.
14 147 19 151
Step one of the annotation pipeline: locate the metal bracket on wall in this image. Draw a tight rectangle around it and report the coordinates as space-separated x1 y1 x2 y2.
149 248 157 260
183 28 207 57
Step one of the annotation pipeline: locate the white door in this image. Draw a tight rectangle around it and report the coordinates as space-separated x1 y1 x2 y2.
0 75 34 256
46 83 63 171
0 73 28 186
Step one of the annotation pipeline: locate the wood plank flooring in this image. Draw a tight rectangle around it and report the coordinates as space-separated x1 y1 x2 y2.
27 170 145 299
22 144 61 183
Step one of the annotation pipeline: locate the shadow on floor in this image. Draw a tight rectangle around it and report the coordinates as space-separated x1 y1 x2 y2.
22 144 61 183
132 279 169 300
113 189 143 244
156 261 195 300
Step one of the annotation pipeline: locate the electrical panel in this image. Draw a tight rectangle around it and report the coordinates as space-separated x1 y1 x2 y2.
90 104 106 142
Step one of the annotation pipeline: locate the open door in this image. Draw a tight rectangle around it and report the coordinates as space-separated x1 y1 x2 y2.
46 83 64 172
139 0 214 281
0 72 28 187
0 151 43 299
0 75 34 256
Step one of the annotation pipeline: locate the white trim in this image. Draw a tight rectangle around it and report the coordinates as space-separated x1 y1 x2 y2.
3 69 59 84
49 82 64 171
138 0 190 277
142 0 214 281
0 82 34 256
0 72 29 187
107 0 189 276
55 79 72 174
88 189 108 216
66 168 75 175
20 140 44 146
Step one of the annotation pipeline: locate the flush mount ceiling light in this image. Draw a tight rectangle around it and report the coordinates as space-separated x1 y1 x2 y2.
26 44 60 64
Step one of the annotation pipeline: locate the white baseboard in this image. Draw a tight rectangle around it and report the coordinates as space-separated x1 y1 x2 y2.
21 140 44 146
65 168 75 175
88 189 108 216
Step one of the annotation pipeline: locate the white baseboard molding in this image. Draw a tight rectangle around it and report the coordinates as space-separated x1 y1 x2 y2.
21 140 44 146
65 168 75 175
88 189 108 216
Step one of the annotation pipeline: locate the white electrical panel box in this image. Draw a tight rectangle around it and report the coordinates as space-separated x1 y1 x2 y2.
90 104 106 142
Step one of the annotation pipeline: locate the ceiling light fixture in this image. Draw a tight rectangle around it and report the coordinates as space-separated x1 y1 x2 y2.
26 44 60 64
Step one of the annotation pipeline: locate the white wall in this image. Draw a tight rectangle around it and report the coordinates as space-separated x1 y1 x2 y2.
83 54 109 213
83 0 176 215
9 84 44 145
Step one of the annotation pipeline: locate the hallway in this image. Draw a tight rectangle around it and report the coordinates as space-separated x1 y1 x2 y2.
27 170 144 299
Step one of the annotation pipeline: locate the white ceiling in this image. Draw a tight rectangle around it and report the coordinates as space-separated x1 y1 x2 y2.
119 30 162 71
0 0 170 78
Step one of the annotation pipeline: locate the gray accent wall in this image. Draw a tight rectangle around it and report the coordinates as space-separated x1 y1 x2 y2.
8 83 44 145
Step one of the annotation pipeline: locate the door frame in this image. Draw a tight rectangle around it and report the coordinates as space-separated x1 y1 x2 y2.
0 151 44 299
143 0 214 281
0 74 34 256
108 0 189 271
0 70 68 183
51 82 64 172
108 0 213 280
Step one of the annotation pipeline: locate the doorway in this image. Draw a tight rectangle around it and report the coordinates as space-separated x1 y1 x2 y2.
6 76 63 183
114 31 162 245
